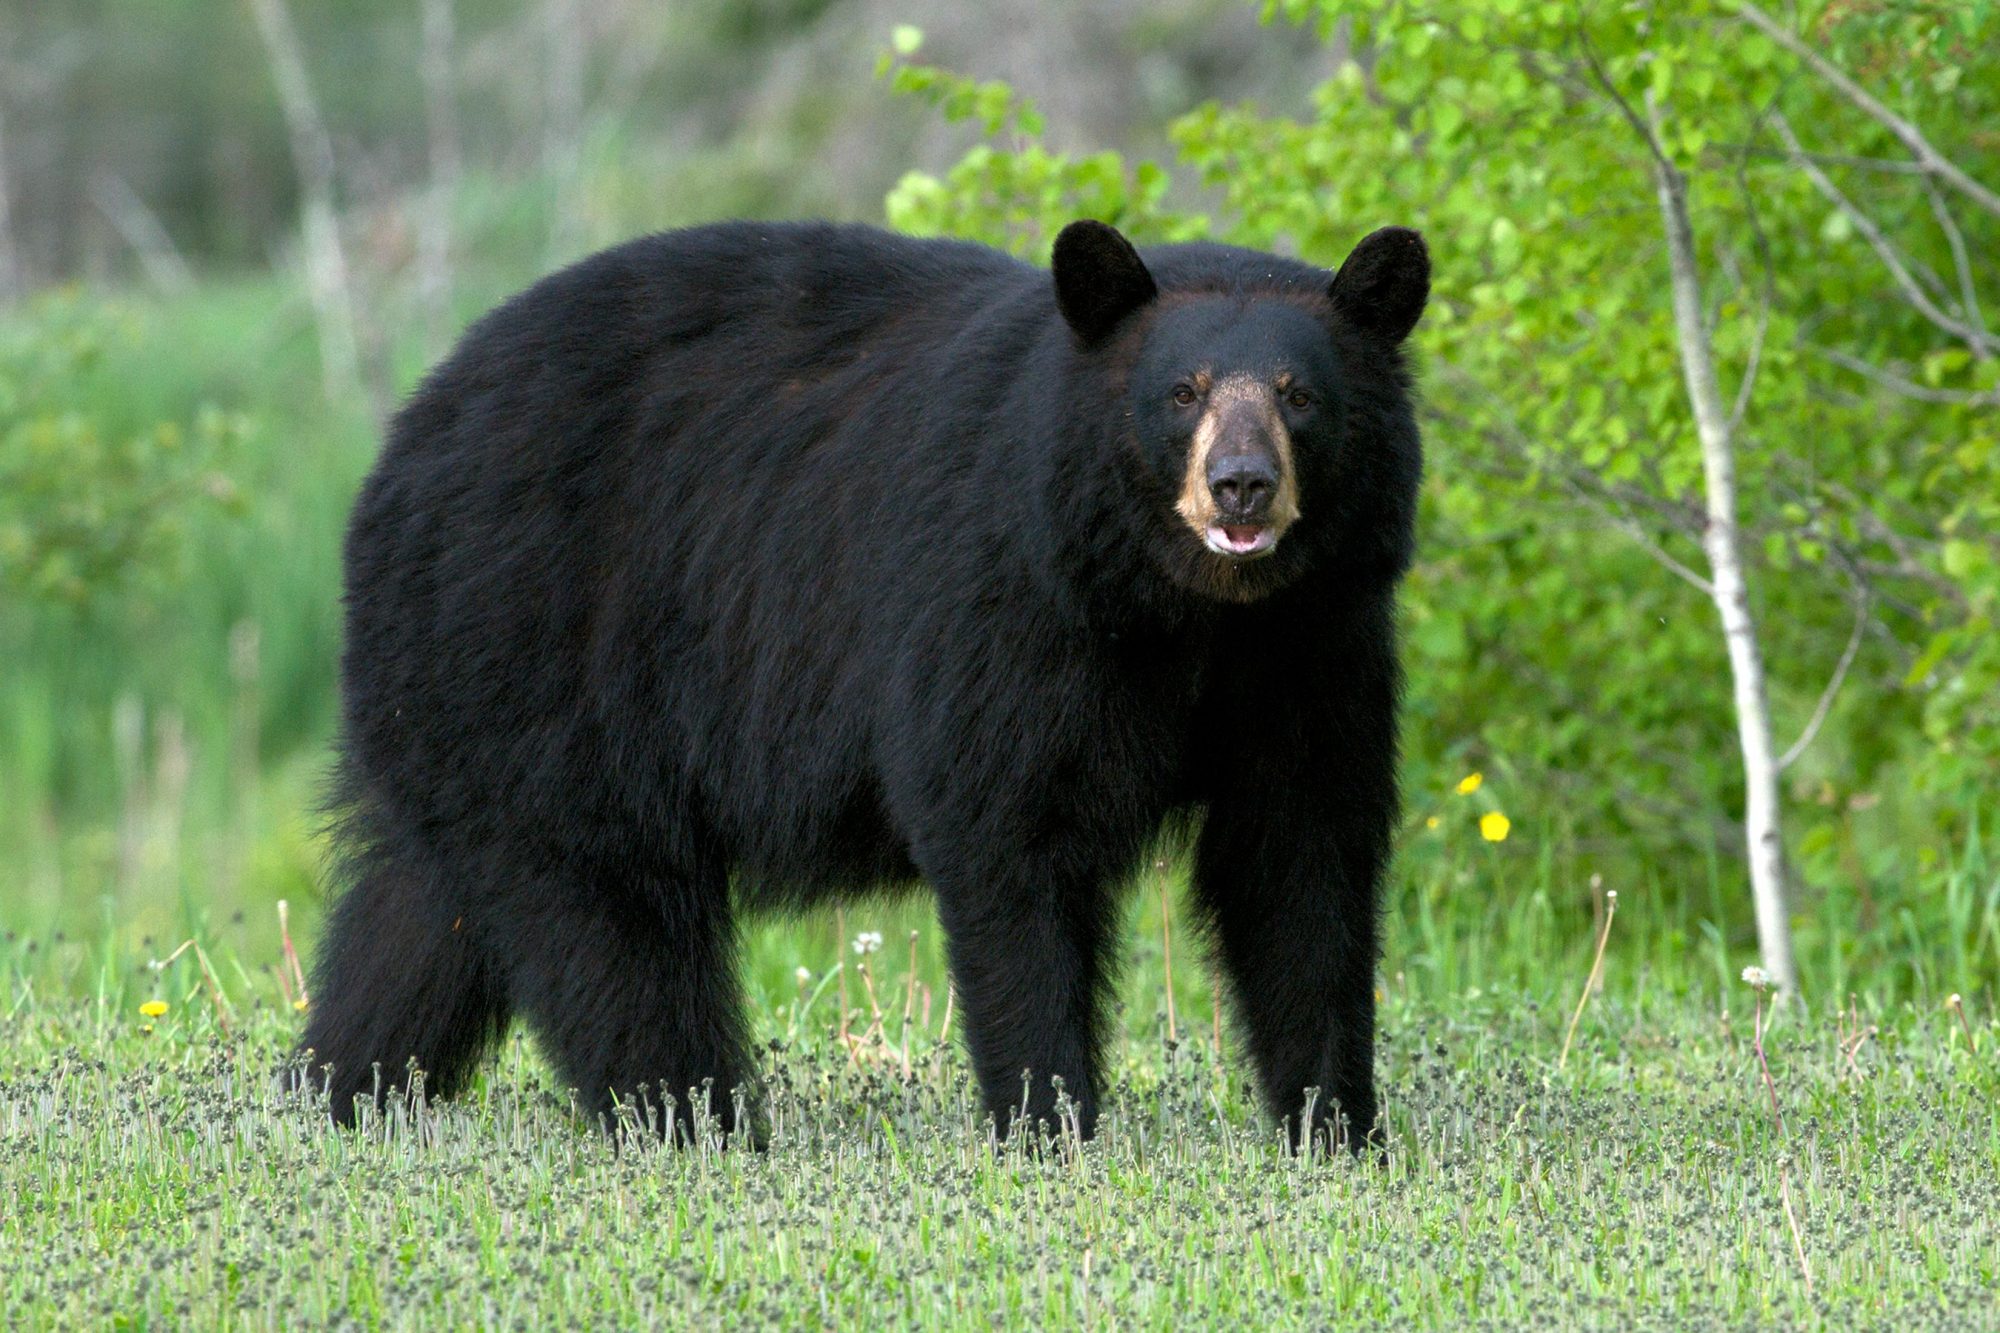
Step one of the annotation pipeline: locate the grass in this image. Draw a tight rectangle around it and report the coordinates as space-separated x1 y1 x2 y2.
2 889 1997 1330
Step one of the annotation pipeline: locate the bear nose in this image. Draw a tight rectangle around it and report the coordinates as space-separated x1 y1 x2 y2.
1207 453 1277 521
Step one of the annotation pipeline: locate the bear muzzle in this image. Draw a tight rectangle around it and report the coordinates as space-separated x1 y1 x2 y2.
1203 453 1281 556
1175 378 1300 561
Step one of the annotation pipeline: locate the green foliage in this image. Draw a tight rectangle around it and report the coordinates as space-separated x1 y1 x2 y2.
881 36 1206 256
0 296 249 606
879 3 2000 982
0 280 369 905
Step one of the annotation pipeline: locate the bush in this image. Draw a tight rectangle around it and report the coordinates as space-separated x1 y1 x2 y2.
0 295 249 607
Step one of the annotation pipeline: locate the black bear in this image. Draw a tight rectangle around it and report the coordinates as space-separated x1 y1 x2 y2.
301 217 1428 1149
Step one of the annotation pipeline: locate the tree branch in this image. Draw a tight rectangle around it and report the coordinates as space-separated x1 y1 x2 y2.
1735 2 2000 220
1709 141 1927 175
1770 111 1995 360
1575 24 1671 172
1822 480 1971 610
1924 178 1991 355
1806 343 2000 406
1425 372 1716 593
1574 480 1717 595
1726 291 1771 435
1727 109 1791 437
1777 584 1870 772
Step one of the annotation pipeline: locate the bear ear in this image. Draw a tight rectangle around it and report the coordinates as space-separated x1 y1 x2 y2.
1328 226 1430 345
1052 220 1159 344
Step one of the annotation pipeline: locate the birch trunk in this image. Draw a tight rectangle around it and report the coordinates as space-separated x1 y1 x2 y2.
543 0 585 263
418 0 460 359
89 173 195 295
1649 140 1799 998
248 0 361 404
0 105 22 302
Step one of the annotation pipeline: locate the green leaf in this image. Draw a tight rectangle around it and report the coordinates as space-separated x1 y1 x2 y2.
1904 631 1957 687
1943 539 1987 580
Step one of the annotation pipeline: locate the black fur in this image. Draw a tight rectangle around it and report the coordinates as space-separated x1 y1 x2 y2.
300 218 1427 1149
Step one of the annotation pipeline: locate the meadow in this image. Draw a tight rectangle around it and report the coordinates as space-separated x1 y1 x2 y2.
5 1 2000 1326
4 888 1997 1329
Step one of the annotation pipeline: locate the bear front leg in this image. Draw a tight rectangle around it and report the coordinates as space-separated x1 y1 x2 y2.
931 864 1119 1142
1193 599 1400 1153
1196 806 1384 1152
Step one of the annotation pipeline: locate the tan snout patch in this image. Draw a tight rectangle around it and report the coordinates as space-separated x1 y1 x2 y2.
1173 374 1302 546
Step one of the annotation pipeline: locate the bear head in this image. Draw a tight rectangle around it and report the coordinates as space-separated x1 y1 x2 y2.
1052 219 1429 604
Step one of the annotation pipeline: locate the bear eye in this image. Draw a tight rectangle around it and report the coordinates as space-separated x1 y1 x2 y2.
1171 384 1198 407
1286 388 1314 410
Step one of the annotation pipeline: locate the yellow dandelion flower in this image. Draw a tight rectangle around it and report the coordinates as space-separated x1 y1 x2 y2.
293 998 310 1012
1425 815 1440 830
1480 812 1511 842
139 1000 169 1018
1456 772 1483 795
140 1024 155 1035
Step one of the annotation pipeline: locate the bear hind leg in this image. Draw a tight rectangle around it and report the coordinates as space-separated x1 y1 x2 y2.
298 841 511 1126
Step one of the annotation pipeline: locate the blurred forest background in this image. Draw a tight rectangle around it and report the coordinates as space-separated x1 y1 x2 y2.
1 0 1995 1013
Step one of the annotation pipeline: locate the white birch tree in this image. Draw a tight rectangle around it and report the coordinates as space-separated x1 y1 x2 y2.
247 0 361 405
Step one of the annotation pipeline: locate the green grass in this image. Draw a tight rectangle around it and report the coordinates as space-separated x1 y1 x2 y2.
3 919 1995 1329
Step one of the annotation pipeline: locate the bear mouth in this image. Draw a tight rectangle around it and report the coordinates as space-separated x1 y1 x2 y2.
1203 523 1276 558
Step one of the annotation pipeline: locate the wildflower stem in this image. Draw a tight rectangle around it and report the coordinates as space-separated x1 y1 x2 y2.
191 942 235 1037
1781 1166 1813 1292
1210 963 1223 1056
1946 993 1976 1052
1157 859 1177 1045
1753 987 1787 1136
835 905 850 1051
1839 994 1875 1082
1558 883 1616 1070
277 898 309 1007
